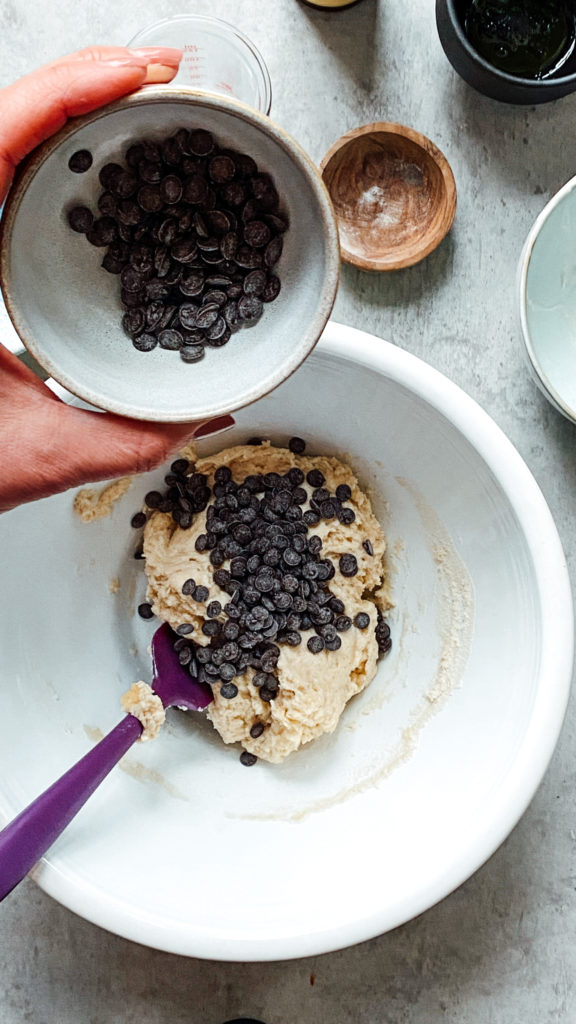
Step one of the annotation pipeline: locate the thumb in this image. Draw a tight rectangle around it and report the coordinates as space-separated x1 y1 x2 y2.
51 406 236 491
0 45 182 199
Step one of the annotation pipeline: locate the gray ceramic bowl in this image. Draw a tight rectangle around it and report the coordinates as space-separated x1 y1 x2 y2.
0 86 339 421
518 175 576 424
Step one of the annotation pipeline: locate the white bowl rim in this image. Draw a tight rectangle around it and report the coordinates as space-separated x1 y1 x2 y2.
11 321 574 960
518 173 576 424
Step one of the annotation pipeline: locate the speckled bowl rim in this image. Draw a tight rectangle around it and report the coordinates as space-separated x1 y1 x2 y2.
0 86 340 422
518 173 576 425
319 121 457 272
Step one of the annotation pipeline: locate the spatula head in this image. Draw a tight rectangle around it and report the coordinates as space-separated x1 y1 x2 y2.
151 623 213 711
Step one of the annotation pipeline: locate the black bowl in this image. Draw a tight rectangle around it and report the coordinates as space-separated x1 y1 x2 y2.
436 0 576 104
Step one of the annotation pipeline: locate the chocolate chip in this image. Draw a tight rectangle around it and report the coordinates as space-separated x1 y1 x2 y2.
244 220 271 249
220 682 239 699
180 344 205 363
145 490 163 509
68 149 93 173
171 237 198 263
204 316 228 343
178 645 193 666
209 154 236 183
335 615 352 632
259 685 278 703
212 568 231 588
339 554 358 577
222 629 240 653
207 600 222 618
260 646 280 672
363 539 374 556
320 500 338 520
133 332 158 352
308 536 323 555
250 722 265 738
203 288 227 308
138 158 162 184
354 612 371 629
186 129 214 157
121 309 145 338
87 216 117 247
131 511 146 528
137 603 154 619
320 625 338 643
305 469 323 488
307 636 324 653
240 751 258 766
335 484 352 502
160 174 183 204
311 606 332 625
159 136 181 167
237 294 263 321
288 436 306 455
194 303 220 329
262 274 281 303
283 548 301 567
283 631 301 646
68 206 93 233
176 623 194 635
194 585 209 602
264 235 283 267
312 488 330 504
339 507 356 525
158 329 184 350
178 269 205 297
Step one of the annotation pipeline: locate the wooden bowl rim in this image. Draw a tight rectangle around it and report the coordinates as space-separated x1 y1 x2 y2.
320 121 457 271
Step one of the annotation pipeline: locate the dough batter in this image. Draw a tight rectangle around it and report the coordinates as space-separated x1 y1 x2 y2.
140 440 391 763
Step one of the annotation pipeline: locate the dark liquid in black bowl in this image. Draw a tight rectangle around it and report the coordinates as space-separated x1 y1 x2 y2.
461 0 576 79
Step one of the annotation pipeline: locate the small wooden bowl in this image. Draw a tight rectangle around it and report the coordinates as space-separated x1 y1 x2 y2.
320 122 457 271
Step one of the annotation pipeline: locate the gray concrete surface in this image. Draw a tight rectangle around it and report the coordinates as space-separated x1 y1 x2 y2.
2 0 576 1021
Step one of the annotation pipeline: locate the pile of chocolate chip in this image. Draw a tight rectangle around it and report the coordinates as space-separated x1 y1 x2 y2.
133 437 392 765
66 128 286 363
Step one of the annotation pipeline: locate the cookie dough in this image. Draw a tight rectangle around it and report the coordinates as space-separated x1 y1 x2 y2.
121 680 165 741
74 477 133 522
142 442 391 763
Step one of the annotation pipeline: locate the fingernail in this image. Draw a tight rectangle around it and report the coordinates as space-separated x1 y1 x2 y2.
194 415 235 438
101 55 149 67
143 64 179 84
128 46 183 64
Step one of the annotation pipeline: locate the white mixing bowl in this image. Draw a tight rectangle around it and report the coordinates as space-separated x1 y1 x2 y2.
0 321 571 960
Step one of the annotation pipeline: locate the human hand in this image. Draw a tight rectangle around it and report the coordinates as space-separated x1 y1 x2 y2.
0 47 234 515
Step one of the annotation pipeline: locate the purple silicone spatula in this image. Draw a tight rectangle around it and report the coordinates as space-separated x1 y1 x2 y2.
0 623 212 901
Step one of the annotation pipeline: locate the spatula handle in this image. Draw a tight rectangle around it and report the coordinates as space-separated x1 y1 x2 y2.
0 714 142 901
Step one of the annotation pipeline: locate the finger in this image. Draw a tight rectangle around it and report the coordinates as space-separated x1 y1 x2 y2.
0 46 181 199
42 45 182 69
0 341 59 399
48 408 235 492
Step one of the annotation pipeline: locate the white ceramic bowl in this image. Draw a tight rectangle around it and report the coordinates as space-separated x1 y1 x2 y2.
0 321 571 960
519 175 576 423
0 86 339 422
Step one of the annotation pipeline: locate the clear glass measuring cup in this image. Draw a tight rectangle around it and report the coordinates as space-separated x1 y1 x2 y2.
127 14 272 115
